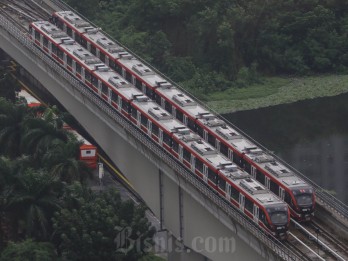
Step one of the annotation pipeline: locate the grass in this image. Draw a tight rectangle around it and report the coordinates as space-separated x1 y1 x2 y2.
202 74 348 113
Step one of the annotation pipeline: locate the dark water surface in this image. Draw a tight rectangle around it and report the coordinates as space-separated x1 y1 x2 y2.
223 93 348 204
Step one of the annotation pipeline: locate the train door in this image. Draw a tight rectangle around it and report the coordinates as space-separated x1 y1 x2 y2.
161 97 165 109
183 115 188 126
72 31 75 40
105 56 109 66
265 176 270 190
159 129 163 146
81 67 85 81
190 156 195 172
172 107 176 118
253 205 259 223
279 187 285 200
142 83 146 94
39 34 43 47
227 149 233 161
96 48 100 58
122 68 126 79
239 194 245 211
136 111 141 128
178 145 183 162
98 80 102 95
251 166 256 179
215 140 220 151
63 23 67 33
48 41 52 54
203 130 208 141
203 165 208 183
132 75 136 85
72 60 76 75
107 89 112 104
147 121 152 136
226 183 231 200
63 53 67 68
117 96 122 112
87 42 91 52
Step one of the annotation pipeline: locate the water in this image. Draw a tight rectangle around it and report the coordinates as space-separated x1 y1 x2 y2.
223 93 348 204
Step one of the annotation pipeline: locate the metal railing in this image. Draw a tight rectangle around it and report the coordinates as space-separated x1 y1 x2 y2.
0 14 303 260
48 0 348 221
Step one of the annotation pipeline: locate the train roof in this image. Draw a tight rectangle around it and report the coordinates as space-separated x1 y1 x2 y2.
31 21 70 45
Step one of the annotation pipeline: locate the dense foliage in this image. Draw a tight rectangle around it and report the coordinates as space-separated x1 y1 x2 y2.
0 76 157 260
65 0 348 95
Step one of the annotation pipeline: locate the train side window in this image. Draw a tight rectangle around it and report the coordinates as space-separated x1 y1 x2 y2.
183 148 191 162
91 45 96 55
52 45 57 55
125 71 132 82
176 110 184 122
208 133 216 146
284 191 292 204
152 124 159 137
75 33 80 43
163 132 171 147
57 48 64 60
256 171 265 184
220 142 228 157
245 197 253 213
91 75 98 88
218 177 226 191
270 180 279 195
172 140 179 153
233 153 241 165
80 38 87 48
259 209 267 224
57 20 64 30
66 27 72 37
35 31 40 41
43 37 48 48
187 118 195 131
231 185 239 201
196 125 204 137
114 62 122 74
76 63 81 75
100 52 105 63
208 168 217 183
109 59 116 70
135 79 142 90
195 158 203 173
131 107 137 119
85 71 91 82
165 101 172 114
122 99 129 111
146 87 153 99
154 93 161 105
111 91 118 103
102 82 108 95
141 114 148 126
67 55 72 67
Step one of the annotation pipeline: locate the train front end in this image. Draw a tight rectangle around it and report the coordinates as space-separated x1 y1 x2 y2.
291 186 315 221
266 204 290 240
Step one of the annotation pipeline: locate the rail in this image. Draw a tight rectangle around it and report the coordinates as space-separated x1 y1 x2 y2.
291 219 346 261
47 0 348 221
288 232 325 261
0 14 303 261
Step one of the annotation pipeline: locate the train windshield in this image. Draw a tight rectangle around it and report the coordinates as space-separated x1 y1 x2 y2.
295 194 313 206
270 212 288 224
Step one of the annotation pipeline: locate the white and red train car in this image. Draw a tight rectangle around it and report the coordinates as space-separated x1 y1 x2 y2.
51 11 315 221
29 21 291 239
18 89 98 169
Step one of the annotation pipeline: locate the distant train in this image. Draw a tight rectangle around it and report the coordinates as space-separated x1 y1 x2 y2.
18 89 98 169
29 21 291 239
50 11 315 221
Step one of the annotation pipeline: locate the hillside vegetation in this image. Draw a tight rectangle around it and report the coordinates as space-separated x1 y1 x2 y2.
65 0 348 111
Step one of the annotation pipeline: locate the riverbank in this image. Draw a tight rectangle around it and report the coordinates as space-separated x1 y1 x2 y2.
202 74 348 114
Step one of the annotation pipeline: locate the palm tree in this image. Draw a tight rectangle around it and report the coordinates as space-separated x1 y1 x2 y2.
6 168 62 240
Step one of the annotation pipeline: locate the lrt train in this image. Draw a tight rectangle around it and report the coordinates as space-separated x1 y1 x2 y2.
50 11 315 221
29 21 291 239
18 89 98 169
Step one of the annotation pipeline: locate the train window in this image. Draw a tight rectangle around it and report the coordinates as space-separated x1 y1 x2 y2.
208 133 216 146
218 177 226 191
67 27 72 37
122 99 128 111
245 197 253 213
52 45 57 55
172 140 179 153
208 168 217 183
233 153 241 165
164 101 172 114
141 114 148 126
109 59 116 70
187 118 195 131
270 181 279 195
114 62 122 74
91 45 96 55
153 93 161 105
85 71 91 82
76 63 81 75
35 31 40 41
57 48 64 60
146 87 153 99
75 33 80 43
220 142 228 157
152 124 159 137
131 108 137 119
163 132 171 147
102 83 108 95
284 191 292 205
243 161 251 174
100 52 105 63
80 38 87 48
176 110 184 122
91 75 98 88
135 79 142 90
43 37 48 48
57 20 63 30
256 171 265 184
196 125 204 137
195 158 203 173
111 91 118 103
125 71 132 82
183 148 191 162
259 210 267 224
67 56 72 67
231 185 239 201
